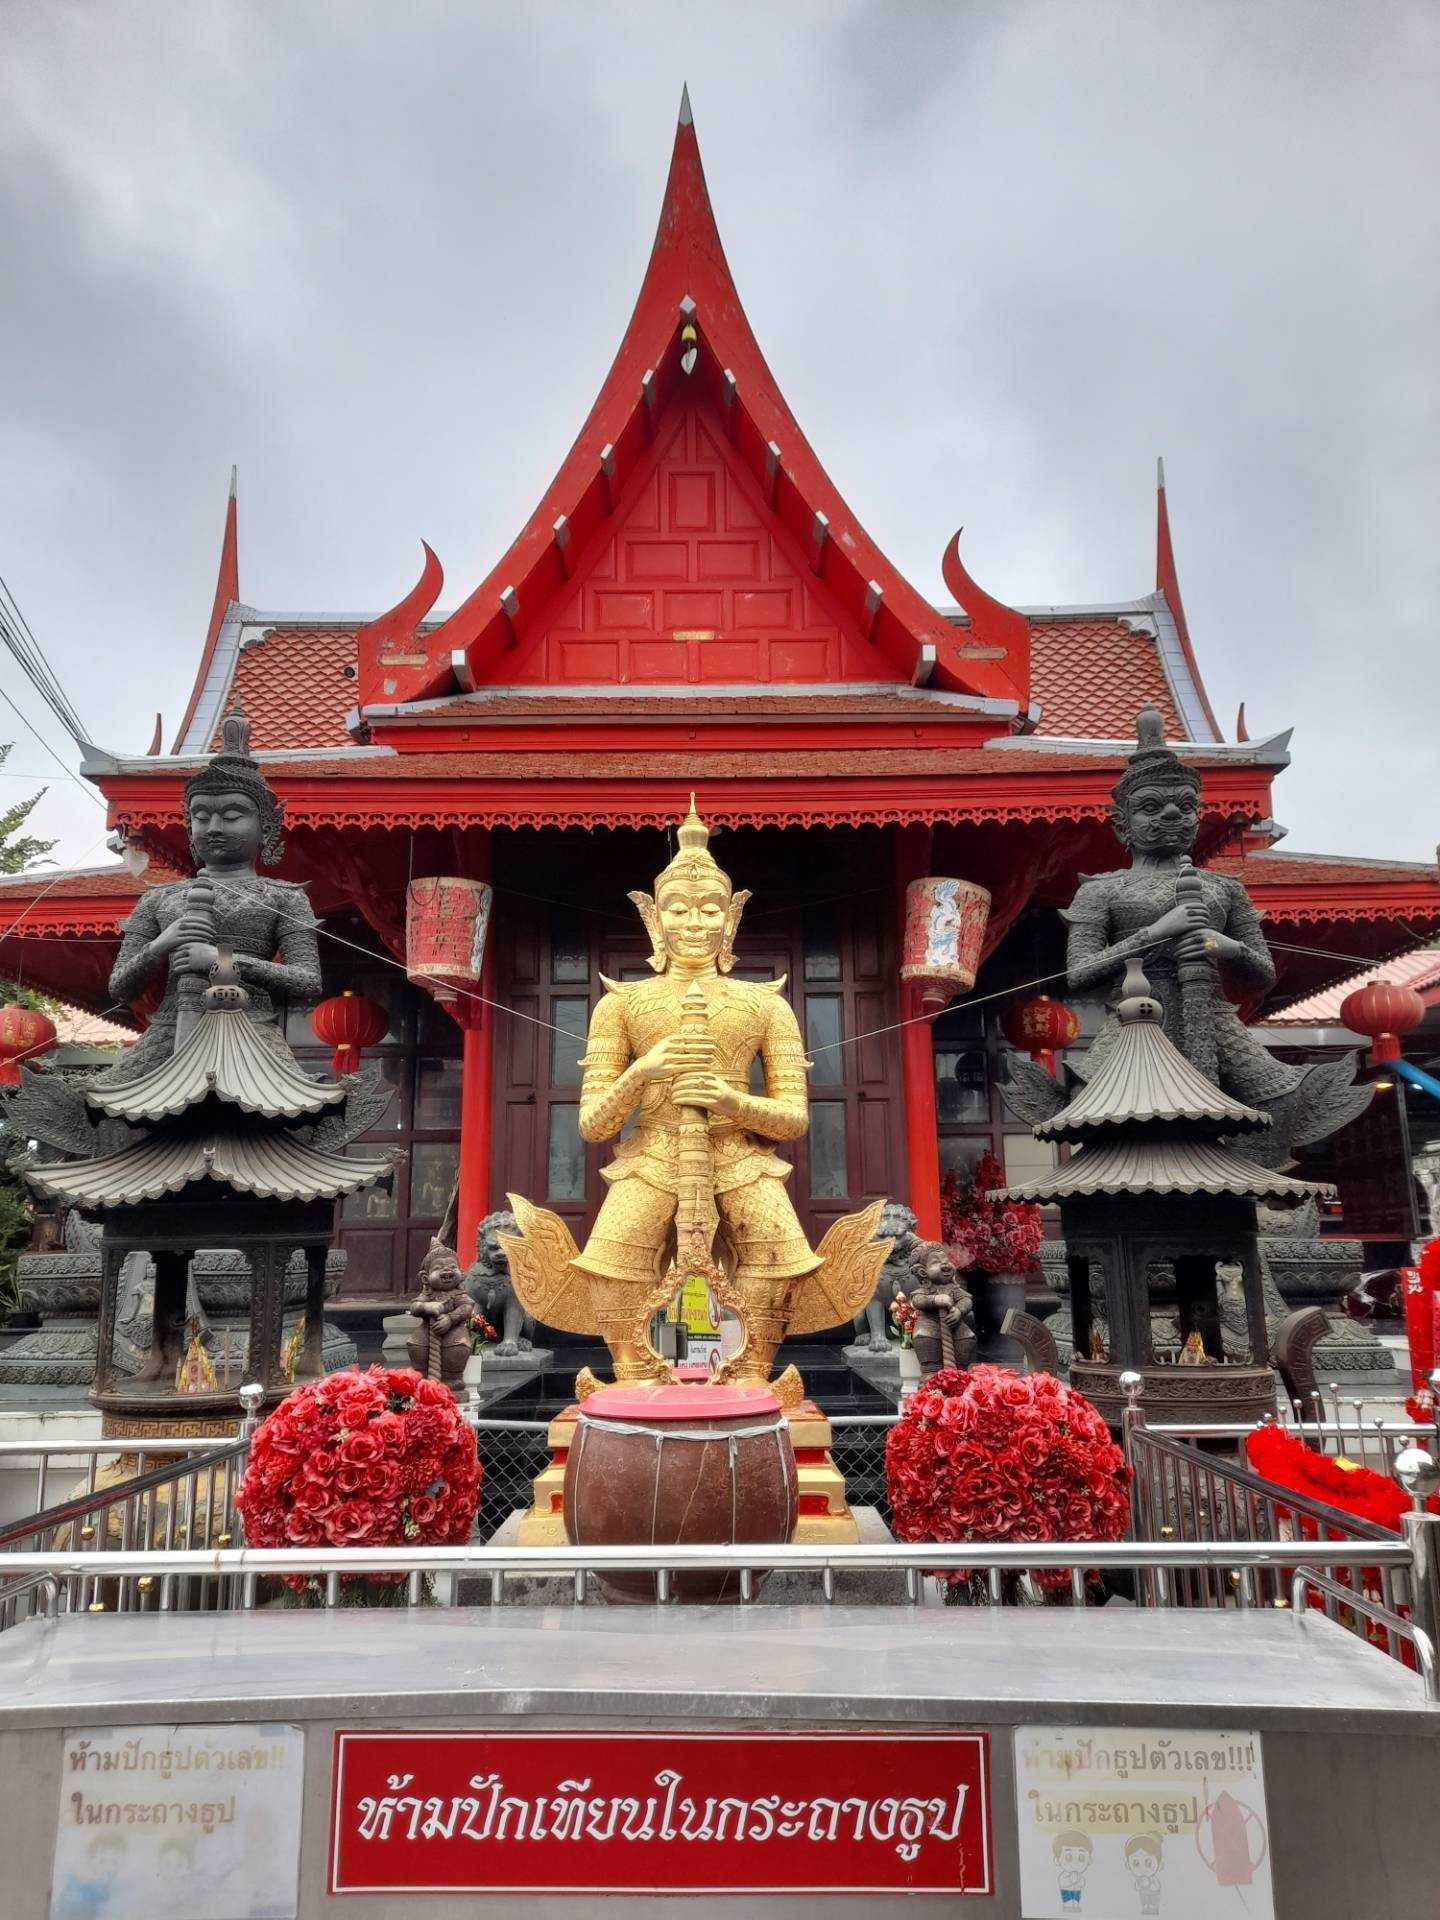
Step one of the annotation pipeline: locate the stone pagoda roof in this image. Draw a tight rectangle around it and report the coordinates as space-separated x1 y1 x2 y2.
22 963 391 1214
1001 961 1332 1211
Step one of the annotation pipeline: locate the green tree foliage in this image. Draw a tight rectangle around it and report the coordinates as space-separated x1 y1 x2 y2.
0 743 56 875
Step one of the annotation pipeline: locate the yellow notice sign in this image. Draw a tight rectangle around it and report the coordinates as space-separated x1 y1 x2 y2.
665 1275 718 1336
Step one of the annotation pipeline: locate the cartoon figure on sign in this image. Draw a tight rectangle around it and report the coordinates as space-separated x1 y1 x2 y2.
1196 1785 1267 1889
1053 1830 1092 1907
1124 1832 1164 1914
55 1833 125 1918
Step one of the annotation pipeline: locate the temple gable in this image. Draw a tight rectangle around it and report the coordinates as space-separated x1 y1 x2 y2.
489 402 905 689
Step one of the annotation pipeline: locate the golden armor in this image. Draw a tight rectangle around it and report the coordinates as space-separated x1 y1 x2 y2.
500 799 887 1400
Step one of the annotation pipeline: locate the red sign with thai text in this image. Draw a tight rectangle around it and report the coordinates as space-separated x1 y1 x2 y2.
328 1728 992 1896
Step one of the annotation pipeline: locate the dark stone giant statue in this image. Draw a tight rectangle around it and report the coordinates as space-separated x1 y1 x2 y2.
1007 706 1370 1167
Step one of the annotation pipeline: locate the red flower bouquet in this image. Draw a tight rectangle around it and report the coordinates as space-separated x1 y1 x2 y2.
237 1365 480 1599
941 1151 1042 1277
884 1363 1130 1600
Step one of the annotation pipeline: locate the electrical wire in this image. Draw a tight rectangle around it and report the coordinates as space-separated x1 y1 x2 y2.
0 683 103 809
0 573 89 743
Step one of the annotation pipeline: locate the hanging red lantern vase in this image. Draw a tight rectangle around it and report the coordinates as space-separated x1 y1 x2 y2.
1339 980 1425 1066
405 876 493 1007
1001 994 1081 1075
899 877 991 1014
0 1006 56 1086
311 991 387 1075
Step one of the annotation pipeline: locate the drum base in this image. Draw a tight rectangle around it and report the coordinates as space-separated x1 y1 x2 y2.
517 1400 859 1547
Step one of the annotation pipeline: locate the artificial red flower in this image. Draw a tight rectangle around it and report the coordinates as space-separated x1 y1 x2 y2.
236 1364 481 1594
884 1362 1129 1599
940 1151 1043 1277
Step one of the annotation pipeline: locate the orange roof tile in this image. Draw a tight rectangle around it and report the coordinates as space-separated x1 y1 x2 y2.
1030 619 1182 739
215 628 357 752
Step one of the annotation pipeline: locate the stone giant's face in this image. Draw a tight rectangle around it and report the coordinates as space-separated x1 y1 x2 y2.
656 873 730 965
188 788 262 871
1119 778 1199 856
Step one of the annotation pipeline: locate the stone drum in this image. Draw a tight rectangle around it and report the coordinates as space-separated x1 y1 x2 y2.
563 1380 796 1603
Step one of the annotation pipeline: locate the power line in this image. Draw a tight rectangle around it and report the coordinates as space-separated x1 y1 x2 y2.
0 682 103 808
0 573 89 743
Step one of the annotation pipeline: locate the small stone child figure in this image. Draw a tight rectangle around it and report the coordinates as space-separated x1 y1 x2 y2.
907 1240 976 1380
407 1239 475 1391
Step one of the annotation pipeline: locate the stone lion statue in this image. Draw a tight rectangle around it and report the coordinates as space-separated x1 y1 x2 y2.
850 1200 919 1352
463 1207 536 1356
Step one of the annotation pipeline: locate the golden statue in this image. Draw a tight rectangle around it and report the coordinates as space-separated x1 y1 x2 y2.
501 799 887 1403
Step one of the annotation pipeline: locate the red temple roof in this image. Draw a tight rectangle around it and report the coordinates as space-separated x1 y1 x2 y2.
345 91 1031 715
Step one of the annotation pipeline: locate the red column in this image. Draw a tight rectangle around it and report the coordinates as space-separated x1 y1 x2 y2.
895 823 943 1239
454 839 496 1265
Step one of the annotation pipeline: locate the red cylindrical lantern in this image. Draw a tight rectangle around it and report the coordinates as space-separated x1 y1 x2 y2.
1339 980 1425 1066
899 877 991 1014
406 877 493 1006
1001 994 1081 1076
0 1006 56 1086
311 991 387 1075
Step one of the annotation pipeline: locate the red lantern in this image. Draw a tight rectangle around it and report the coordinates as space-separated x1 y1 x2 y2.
899 877 991 1014
0 1006 56 1086
1002 994 1080 1076
311 991 387 1075
1339 980 1425 1066
406 877 493 1005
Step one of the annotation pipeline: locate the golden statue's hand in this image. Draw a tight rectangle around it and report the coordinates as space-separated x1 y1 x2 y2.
633 1031 716 1084
672 1072 740 1116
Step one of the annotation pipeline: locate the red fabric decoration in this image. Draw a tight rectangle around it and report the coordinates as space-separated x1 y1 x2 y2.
1339 980 1425 1066
0 1006 56 1086
883 1363 1130 1596
236 1365 479 1593
1402 1239 1440 1421
1001 995 1081 1076
311 991 387 1074
1245 1422 1414 1532
941 1150 1043 1276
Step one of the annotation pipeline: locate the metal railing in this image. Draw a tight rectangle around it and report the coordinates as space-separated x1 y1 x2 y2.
2 1377 1437 1701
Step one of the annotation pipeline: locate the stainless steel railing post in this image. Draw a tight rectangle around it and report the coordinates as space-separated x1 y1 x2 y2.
1397 1448 1440 1705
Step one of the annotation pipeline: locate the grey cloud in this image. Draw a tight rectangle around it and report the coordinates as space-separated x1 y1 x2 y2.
0 0 1435 863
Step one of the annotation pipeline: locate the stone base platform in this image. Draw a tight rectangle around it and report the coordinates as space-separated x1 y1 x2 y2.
2 1605 1433 1917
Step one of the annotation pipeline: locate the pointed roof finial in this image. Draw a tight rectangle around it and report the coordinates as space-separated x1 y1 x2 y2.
228 463 237 499
1154 456 1221 742
678 83 693 128
172 465 241 752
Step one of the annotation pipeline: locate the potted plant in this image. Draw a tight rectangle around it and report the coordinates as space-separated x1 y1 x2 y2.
464 1307 498 1387
941 1150 1043 1357
890 1289 921 1388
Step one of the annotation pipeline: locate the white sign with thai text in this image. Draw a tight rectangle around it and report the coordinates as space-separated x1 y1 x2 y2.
52 1722 304 1920
1014 1724 1273 1920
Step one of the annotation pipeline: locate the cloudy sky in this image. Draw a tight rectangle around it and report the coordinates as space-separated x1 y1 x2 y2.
1 0 1436 870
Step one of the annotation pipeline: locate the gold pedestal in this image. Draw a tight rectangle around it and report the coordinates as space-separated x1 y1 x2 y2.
515 1397 859 1548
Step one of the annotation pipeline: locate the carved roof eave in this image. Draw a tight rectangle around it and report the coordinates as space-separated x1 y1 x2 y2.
349 105 1031 714
87 1005 345 1124
24 1128 391 1210
91 763 1279 841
